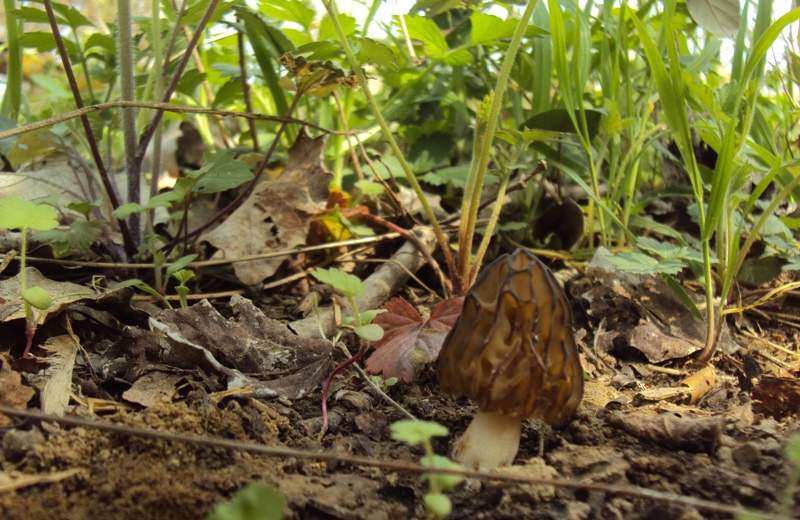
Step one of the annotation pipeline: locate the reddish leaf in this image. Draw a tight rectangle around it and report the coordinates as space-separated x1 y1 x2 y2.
372 297 424 347
366 297 464 382
428 297 464 332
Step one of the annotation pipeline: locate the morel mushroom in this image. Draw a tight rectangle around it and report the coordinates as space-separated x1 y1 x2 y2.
437 248 584 470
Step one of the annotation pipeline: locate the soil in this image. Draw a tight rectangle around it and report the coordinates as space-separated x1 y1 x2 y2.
1 274 799 520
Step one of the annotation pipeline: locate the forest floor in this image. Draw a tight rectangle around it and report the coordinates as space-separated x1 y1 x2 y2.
1 247 799 520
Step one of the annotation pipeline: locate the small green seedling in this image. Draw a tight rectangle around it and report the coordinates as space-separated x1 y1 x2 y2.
311 267 384 340
205 481 286 520
391 420 465 519
172 269 195 308
0 196 59 357
311 267 386 427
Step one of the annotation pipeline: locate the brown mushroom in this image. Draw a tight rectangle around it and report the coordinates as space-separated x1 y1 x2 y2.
437 248 584 470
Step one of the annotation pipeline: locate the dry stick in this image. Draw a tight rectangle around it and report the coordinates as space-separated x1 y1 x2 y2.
24 231 403 270
0 102 343 142
336 341 415 421
237 21 260 153
40 0 136 261
0 405 779 520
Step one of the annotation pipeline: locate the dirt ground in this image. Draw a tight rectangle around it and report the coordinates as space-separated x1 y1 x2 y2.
1 268 799 520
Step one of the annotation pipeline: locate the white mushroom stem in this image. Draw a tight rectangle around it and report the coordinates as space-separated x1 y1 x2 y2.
451 410 523 471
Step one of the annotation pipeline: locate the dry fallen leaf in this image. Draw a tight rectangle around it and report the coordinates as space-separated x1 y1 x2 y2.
0 355 35 426
366 297 463 382
152 295 332 400
202 129 331 285
608 411 723 453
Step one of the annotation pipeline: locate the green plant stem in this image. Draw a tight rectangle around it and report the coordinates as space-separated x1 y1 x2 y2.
459 0 538 289
320 0 457 294
1 0 22 121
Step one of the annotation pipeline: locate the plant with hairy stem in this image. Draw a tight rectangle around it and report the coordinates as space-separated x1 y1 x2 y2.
321 0 541 296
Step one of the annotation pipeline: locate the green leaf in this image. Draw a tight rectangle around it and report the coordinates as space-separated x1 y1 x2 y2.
259 0 315 29
636 236 681 259
357 308 387 325
423 493 452 520
319 13 356 40
22 286 51 311
354 323 384 342
174 150 255 197
443 49 473 66
0 197 58 231
18 31 58 52
356 38 398 71
470 12 518 46
35 219 105 257
112 203 144 220
609 252 684 275
421 454 466 492
166 254 198 278
404 15 448 58
206 481 287 520
354 180 385 196
311 268 365 298
51 2 94 28
390 420 449 445
685 0 739 38
172 269 195 285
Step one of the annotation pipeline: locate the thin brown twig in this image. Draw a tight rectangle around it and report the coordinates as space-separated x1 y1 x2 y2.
0 405 780 520
0 102 347 142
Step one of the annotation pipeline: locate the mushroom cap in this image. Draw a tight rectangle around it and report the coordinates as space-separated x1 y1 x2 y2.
437 248 583 426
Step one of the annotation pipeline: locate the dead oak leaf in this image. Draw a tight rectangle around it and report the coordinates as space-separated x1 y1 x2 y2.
366 297 463 382
202 129 331 285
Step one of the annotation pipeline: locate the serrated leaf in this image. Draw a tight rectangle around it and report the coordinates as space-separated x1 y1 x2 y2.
636 236 682 259
354 323 384 342
22 286 52 310
174 150 255 196
35 219 105 256
366 297 463 382
112 203 144 220
404 15 448 58
389 419 449 445
311 267 365 298
611 251 685 275
356 38 398 71
470 12 518 46
686 0 739 38
51 2 94 27
0 197 58 231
